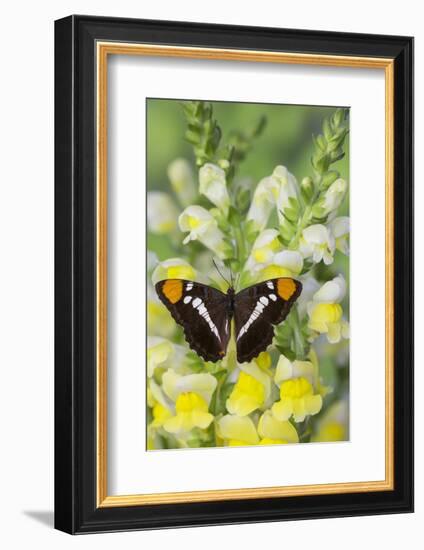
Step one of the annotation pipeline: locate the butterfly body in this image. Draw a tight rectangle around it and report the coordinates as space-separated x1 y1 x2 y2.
155 277 302 364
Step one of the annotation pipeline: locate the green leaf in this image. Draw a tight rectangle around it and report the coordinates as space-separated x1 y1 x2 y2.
283 207 298 223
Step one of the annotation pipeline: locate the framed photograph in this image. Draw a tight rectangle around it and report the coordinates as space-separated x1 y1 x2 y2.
54 15 413 534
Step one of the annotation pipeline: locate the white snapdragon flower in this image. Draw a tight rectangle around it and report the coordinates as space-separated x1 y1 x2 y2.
179 205 232 259
307 275 349 343
245 229 282 272
272 165 298 224
147 192 179 234
167 158 197 207
199 163 230 216
322 178 348 215
246 176 280 232
296 276 320 318
147 337 189 378
299 224 335 265
329 216 350 254
259 250 303 281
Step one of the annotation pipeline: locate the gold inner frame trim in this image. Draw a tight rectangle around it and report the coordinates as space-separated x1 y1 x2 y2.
96 42 395 507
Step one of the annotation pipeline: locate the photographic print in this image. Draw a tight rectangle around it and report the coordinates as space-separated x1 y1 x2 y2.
147 99 350 451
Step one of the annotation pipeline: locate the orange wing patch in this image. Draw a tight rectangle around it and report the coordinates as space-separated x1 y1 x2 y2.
277 278 297 300
162 279 183 304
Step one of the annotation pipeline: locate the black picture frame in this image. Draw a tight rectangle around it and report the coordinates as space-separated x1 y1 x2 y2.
55 15 414 534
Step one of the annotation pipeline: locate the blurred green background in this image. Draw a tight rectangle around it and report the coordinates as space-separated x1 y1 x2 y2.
147 99 349 198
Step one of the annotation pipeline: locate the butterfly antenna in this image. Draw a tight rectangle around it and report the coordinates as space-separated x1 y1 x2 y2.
212 259 230 287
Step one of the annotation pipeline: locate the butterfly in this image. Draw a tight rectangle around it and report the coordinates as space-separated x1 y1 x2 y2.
155 277 302 363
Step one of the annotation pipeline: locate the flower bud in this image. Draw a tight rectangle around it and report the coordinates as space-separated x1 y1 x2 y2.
167 158 197 207
199 163 230 216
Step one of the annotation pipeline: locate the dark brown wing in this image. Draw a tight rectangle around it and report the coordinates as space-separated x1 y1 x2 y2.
234 278 302 363
155 279 231 362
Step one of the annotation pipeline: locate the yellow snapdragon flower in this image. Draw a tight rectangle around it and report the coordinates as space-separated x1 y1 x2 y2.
312 398 348 442
245 229 282 272
258 411 299 444
272 377 322 423
147 296 176 338
147 337 174 378
218 415 260 446
226 363 271 416
307 275 349 343
151 402 173 428
163 392 214 434
151 258 197 285
258 250 303 281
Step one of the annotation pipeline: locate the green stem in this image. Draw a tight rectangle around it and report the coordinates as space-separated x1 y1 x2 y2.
233 221 247 266
288 176 322 250
290 307 306 359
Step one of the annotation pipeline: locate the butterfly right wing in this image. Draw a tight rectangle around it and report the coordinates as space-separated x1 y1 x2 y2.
234 278 302 363
155 279 231 363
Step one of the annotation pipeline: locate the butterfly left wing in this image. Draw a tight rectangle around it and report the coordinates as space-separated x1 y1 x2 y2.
155 279 231 363
234 278 302 363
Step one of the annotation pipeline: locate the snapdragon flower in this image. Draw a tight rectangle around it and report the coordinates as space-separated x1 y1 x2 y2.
322 178 348 216
199 163 230 216
147 337 189 378
299 224 335 265
329 216 350 254
307 275 349 343
161 370 217 435
218 415 260 446
312 397 349 442
163 392 214 434
179 205 232 259
167 158 197 207
245 229 282 272
246 176 280 232
147 192 179 234
272 376 322 423
272 165 298 225
217 411 299 447
258 250 303 281
162 370 217 406
151 258 196 285
147 287 176 338
148 379 173 428
257 410 299 445
226 362 272 416
274 352 331 398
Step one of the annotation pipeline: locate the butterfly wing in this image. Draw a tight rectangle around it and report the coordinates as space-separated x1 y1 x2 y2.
234 278 302 363
155 279 231 362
